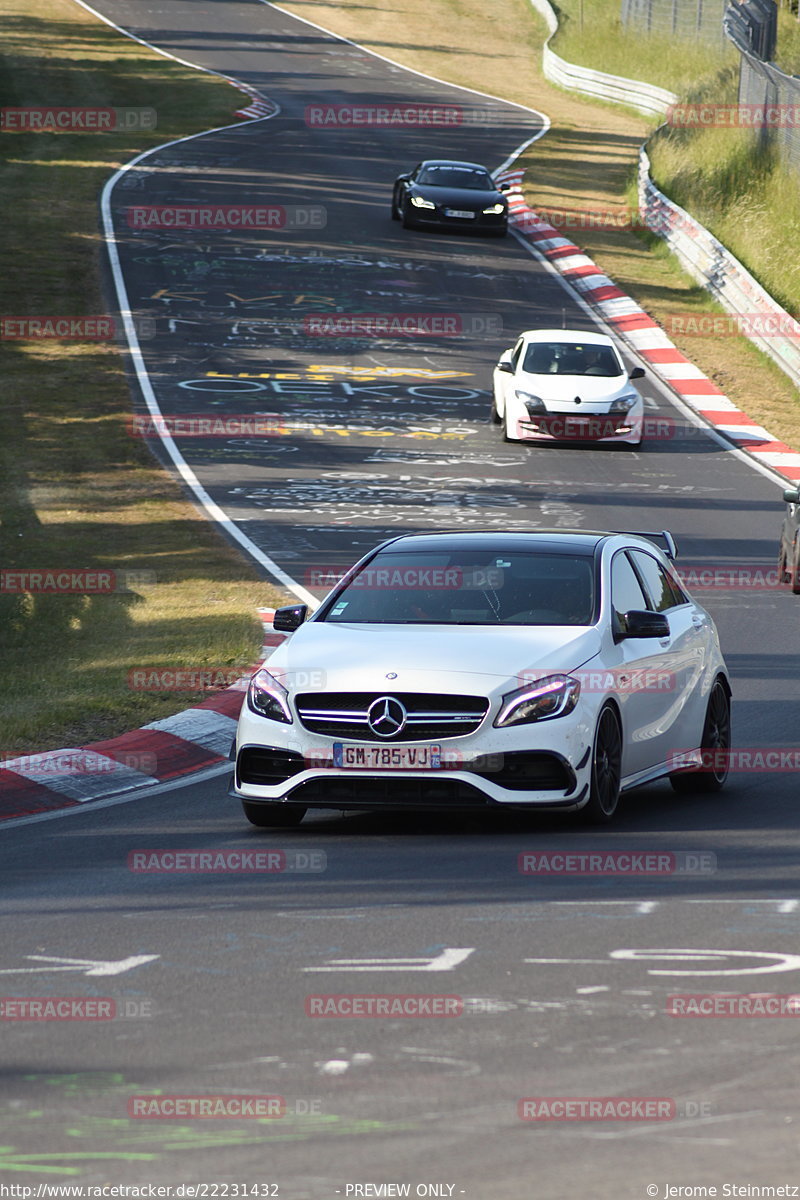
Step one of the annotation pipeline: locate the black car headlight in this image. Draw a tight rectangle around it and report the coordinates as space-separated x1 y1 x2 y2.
483 203 506 214
494 674 581 727
410 195 436 210
515 389 546 416
247 667 293 723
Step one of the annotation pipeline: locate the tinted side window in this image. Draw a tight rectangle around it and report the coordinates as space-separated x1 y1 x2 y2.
630 551 683 612
510 340 524 370
611 552 649 626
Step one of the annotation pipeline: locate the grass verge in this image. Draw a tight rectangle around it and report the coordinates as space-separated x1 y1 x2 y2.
549 0 735 94
0 0 289 756
274 0 800 449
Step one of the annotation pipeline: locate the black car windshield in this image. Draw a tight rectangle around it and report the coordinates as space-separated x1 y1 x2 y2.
522 341 623 378
416 165 495 190
320 551 596 625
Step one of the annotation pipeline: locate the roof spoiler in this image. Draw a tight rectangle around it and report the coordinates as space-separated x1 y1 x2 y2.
611 529 678 560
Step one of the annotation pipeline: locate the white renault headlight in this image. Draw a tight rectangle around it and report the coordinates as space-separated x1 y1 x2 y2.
494 674 581 727
410 195 436 209
609 392 638 413
247 667 293 723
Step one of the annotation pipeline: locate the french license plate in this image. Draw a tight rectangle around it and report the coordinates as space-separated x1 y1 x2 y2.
333 743 441 769
444 208 475 219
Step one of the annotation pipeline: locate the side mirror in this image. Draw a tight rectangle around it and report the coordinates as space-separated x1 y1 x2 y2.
396 173 411 184
619 609 669 640
783 488 800 503
498 182 512 192
496 360 514 374
629 366 645 380
272 604 308 633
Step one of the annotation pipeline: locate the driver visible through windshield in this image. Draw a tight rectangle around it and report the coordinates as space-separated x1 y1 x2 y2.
321 551 596 626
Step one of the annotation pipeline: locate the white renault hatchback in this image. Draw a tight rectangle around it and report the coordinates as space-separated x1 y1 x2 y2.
492 328 645 446
232 531 731 826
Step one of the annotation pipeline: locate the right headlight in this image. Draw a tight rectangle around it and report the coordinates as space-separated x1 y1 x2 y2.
410 195 436 209
515 389 546 415
247 667 293 723
494 674 581 727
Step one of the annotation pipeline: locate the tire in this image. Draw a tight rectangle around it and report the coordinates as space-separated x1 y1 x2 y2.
242 801 307 828
778 542 789 584
581 705 623 823
670 678 731 794
791 541 800 595
490 394 502 425
401 203 416 230
391 190 401 221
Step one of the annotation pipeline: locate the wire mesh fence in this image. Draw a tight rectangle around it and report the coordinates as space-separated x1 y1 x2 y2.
621 0 729 42
725 0 800 173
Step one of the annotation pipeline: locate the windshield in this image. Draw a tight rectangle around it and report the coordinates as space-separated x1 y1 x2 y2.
522 342 623 378
320 551 596 626
416 165 495 190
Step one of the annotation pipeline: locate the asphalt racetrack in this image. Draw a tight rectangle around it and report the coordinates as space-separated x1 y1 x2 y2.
5 1 800 1196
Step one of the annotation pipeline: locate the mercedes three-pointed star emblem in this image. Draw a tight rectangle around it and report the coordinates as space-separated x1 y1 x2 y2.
367 696 408 738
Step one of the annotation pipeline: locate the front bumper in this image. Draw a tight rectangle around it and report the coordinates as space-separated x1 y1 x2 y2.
411 209 507 233
510 408 643 445
232 704 594 811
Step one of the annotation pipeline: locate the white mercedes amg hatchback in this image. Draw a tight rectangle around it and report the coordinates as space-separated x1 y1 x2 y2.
232 531 731 826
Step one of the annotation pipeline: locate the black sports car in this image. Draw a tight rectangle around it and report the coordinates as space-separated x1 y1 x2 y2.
392 159 509 235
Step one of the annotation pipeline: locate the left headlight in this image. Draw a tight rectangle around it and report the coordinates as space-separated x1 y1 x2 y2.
494 674 581 727
410 195 436 209
247 667 293 723
609 392 638 413
482 203 506 214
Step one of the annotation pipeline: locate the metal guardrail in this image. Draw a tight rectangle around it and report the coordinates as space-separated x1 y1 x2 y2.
529 0 678 117
526 0 800 395
638 145 800 390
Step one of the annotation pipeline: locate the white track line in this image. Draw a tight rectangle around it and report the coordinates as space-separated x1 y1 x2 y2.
73 0 319 607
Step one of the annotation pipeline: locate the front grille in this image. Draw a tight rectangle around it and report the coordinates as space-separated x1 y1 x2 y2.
287 775 492 808
238 747 305 786
295 691 489 742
